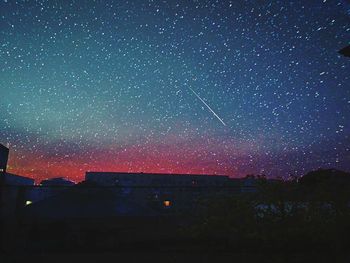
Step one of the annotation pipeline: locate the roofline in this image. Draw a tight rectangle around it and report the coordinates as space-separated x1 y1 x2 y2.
85 171 230 178
2 172 34 180
0 143 9 149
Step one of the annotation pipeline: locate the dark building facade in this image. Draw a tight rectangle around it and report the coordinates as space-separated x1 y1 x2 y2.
24 177 76 207
0 173 35 218
40 177 75 186
85 171 232 187
0 143 9 173
82 171 249 217
21 172 241 221
0 144 35 218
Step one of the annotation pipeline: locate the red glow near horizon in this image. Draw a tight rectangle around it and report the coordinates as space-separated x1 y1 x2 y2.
6 143 243 183
7 156 237 184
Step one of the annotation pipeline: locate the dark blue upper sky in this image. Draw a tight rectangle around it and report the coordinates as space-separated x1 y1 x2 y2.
0 0 349 181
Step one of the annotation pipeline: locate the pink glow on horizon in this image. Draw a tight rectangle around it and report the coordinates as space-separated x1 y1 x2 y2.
6 143 245 183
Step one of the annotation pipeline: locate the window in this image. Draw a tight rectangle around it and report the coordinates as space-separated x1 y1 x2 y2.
163 200 171 207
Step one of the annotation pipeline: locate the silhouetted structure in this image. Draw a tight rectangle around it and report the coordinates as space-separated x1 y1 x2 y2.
86 171 233 187
0 144 35 218
20 172 245 220
25 178 76 207
299 168 350 187
23 185 160 220
339 45 350 57
0 143 9 173
0 173 34 218
2 159 350 256
40 177 75 186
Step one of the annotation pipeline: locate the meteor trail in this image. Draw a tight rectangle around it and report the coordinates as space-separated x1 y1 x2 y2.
188 87 227 126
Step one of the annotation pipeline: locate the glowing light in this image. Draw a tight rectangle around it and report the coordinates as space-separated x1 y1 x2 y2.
25 200 32 206
163 200 171 207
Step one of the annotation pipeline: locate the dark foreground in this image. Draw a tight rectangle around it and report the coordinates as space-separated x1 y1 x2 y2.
2 171 350 262
1 210 350 263
2 251 349 263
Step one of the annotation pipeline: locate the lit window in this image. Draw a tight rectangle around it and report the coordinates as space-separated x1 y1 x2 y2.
163 200 171 207
25 200 32 206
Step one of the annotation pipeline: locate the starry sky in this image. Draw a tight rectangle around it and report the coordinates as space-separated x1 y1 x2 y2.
1 0 349 183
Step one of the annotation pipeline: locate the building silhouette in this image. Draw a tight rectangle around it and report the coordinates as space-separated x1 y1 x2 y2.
0 144 34 219
0 144 257 221
85 171 233 187
0 143 9 173
40 177 75 186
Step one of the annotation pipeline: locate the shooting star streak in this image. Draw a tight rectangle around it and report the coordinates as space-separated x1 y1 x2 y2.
188 87 227 126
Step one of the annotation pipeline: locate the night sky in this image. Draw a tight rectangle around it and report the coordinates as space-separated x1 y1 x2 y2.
1 0 349 183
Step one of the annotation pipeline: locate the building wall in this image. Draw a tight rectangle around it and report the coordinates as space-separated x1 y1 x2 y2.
0 173 34 218
0 144 9 173
84 172 247 215
86 172 231 187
